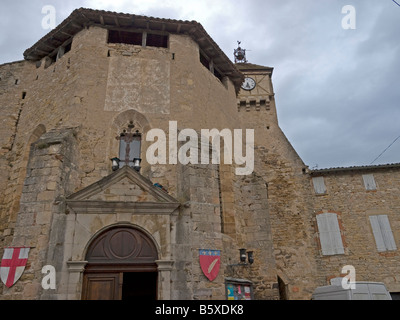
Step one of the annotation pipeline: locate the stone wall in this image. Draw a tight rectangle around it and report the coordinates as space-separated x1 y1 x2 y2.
227 172 279 300
173 162 225 300
1 128 79 299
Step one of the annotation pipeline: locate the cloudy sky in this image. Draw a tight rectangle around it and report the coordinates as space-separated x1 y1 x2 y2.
1 0 399 169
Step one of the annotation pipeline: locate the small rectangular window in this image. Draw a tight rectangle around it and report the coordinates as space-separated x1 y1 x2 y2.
108 30 143 45
199 51 226 83
200 52 210 70
213 68 223 82
146 33 168 48
363 174 377 190
64 42 72 54
312 177 327 195
369 215 397 252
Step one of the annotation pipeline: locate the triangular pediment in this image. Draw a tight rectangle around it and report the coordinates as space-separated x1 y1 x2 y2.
83 175 160 202
66 166 180 215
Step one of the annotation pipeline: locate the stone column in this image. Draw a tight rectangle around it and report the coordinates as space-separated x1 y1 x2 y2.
156 260 174 300
66 261 88 300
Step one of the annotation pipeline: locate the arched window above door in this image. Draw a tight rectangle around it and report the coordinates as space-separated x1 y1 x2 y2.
85 226 158 271
111 110 150 171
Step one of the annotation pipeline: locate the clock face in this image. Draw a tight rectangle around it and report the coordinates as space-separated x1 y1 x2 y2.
241 77 256 91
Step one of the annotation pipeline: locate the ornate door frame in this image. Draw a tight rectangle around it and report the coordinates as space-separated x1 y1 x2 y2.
81 225 159 300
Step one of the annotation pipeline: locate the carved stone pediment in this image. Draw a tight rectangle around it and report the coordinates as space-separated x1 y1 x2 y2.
66 166 180 215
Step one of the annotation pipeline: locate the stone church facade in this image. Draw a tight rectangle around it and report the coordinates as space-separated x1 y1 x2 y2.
0 8 399 300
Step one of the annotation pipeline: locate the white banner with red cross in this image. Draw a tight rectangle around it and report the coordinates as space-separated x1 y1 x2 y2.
1 247 30 288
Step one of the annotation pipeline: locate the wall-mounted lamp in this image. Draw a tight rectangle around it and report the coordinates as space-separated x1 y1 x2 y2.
247 251 254 265
111 158 120 171
229 249 255 267
133 158 142 172
239 248 247 263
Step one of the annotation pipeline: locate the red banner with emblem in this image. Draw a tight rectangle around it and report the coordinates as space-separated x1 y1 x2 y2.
199 249 221 282
1 247 30 288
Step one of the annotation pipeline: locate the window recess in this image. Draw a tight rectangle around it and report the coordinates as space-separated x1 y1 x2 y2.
146 33 168 48
108 30 168 48
200 51 210 69
108 30 143 45
199 50 224 82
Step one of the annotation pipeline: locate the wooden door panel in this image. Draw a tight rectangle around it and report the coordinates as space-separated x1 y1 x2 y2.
82 273 122 300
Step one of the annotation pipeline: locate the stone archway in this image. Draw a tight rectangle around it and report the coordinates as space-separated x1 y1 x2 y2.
81 226 159 300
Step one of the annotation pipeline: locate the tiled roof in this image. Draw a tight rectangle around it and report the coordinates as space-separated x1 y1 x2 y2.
235 62 274 74
23 8 244 91
310 163 400 175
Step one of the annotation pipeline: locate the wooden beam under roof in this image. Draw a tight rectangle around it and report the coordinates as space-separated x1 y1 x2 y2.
39 42 57 50
60 31 74 37
196 37 208 42
188 26 197 35
33 48 50 55
49 36 64 45
70 22 83 29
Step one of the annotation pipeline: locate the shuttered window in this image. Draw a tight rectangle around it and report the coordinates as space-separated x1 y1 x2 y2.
363 174 377 190
316 213 345 256
369 215 397 252
312 177 327 195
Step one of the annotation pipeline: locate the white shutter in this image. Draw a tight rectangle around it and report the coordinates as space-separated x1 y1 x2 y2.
378 215 397 251
369 216 386 252
312 177 327 194
317 213 333 255
370 215 397 252
317 213 344 255
327 213 345 255
363 174 377 190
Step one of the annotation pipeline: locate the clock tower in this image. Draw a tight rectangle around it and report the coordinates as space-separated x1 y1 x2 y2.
234 44 278 147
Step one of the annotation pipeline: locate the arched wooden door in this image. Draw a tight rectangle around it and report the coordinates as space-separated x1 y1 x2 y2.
82 226 158 300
